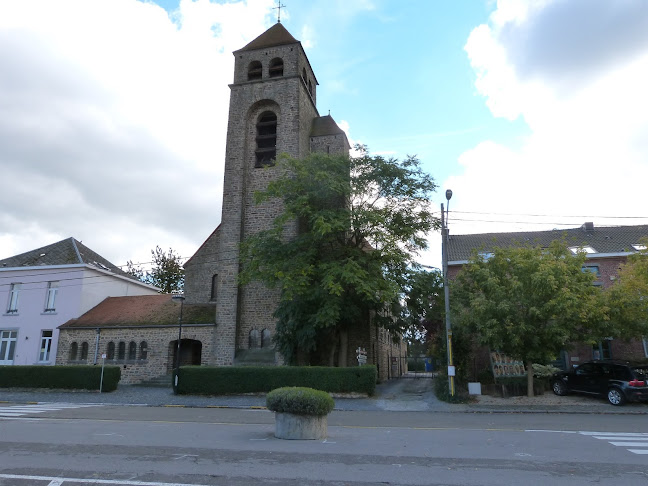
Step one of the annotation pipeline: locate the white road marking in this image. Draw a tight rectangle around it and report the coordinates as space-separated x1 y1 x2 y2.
0 403 99 418
0 473 210 485
527 430 648 456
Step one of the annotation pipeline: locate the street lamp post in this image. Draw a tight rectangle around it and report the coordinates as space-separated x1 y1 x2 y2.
441 189 455 396
172 293 185 394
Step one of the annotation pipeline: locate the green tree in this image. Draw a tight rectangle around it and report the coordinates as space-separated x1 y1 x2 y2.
240 146 439 366
127 246 185 294
452 241 608 396
604 240 648 336
398 269 444 353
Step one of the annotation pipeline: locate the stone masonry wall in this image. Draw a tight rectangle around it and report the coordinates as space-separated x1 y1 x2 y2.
56 325 215 384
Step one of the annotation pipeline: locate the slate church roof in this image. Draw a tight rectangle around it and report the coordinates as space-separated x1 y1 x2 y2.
0 237 134 279
236 22 298 52
447 223 648 263
311 115 346 137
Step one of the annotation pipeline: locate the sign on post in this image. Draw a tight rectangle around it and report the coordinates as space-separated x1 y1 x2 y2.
356 347 367 365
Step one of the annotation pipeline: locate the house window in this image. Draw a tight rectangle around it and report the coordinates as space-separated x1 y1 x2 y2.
249 329 260 349
248 60 262 81
211 274 218 301
581 265 600 277
593 339 612 360
569 246 596 254
261 329 272 348
39 330 53 362
269 57 283 77
6 283 20 313
255 111 277 167
44 281 58 312
107 341 115 360
80 342 89 360
70 342 78 360
128 341 137 360
139 341 148 360
117 341 126 360
0 330 17 364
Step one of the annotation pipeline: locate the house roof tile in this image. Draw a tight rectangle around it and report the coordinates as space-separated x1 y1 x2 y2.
0 237 135 279
448 223 648 263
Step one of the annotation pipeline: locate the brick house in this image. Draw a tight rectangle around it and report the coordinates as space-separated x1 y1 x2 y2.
0 238 158 367
447 222 648 373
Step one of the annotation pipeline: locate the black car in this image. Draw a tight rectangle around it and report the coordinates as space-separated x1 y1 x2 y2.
551 360 648 406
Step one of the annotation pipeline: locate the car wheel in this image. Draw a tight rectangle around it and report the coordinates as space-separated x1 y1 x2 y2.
607 387 626 406
552 380 568 396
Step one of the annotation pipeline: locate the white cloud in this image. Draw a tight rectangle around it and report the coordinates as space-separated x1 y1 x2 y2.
447 0 648 240
0 0 275 268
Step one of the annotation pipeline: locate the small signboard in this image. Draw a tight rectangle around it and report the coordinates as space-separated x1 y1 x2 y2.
356 347 367 365
490 351 526 379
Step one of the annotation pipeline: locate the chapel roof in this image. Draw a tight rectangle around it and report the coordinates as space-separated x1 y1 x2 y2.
447 223 648 263
59 294 215 329
310 115 346 137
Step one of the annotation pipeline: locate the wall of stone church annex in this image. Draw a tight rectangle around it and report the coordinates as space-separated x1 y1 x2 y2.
56 325 215 384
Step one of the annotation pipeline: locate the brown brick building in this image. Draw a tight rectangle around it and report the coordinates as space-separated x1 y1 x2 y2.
447 222 648 374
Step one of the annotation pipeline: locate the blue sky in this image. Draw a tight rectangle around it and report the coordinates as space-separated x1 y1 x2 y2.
1 0 647 270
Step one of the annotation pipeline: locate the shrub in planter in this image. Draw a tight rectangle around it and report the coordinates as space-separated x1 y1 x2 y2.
266 387 334 416
266 387 335 440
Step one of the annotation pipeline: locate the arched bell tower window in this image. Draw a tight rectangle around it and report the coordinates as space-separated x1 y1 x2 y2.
302 67 307 83
255 111 277 167
269 58 283 77
248 61 262 81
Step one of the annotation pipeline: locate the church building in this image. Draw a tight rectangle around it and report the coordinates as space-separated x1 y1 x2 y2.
56 22 406 383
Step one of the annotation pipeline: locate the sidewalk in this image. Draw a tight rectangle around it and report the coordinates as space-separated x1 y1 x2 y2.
1 375 646 414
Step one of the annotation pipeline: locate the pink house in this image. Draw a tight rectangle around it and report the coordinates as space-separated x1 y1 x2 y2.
0 238 158 366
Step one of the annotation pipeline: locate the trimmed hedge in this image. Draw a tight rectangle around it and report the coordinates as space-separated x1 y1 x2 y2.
0 365 121 392
177 365 377 396
266 387 335 416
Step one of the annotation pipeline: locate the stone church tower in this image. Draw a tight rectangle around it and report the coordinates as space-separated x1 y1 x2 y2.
184 23 350 365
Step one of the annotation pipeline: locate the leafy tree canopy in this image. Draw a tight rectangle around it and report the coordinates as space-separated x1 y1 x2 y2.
240 146 439 365
127 246 185 294
604 239 648 335
452 241 609 396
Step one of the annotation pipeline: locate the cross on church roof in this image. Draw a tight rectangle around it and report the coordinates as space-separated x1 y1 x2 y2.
273 1 286 23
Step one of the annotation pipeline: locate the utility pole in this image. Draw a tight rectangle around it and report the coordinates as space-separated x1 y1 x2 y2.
441 189 455 396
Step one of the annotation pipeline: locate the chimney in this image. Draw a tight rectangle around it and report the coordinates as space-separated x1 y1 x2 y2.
582 222 594 232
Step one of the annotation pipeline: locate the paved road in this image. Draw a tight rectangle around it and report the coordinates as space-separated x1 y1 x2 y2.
1 405 647 485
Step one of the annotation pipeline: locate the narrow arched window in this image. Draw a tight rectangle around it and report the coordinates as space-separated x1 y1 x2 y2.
211 274 218 301
255 111 277 167
302 67 307 83
70 342 78 361
80 342 89 360
140 341 148 360
107 341 115 360
248 61 262 81
261 329 272 348
128 341 137 360
249 329 260 349
118 341 126 360
308 80 313 95
269 58 283 77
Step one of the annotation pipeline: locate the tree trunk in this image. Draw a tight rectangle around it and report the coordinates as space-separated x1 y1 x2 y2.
526 361 535 397
328 339 337 367
338 330 348 367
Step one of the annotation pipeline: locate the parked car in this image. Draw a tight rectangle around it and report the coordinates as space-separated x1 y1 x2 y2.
551 360 648 406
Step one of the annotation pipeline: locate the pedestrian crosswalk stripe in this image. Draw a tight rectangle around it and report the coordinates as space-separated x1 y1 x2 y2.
580 431 648 455
0 403 99 418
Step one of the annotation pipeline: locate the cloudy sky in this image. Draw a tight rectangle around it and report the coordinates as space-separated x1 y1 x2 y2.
1 0 647 271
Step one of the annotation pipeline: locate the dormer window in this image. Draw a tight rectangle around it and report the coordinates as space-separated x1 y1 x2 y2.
569 246 596 255
255 111 277 167
248 61 262 81
269 58 283 77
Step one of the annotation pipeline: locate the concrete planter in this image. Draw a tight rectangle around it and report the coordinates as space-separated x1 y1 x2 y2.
274 412 328 440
